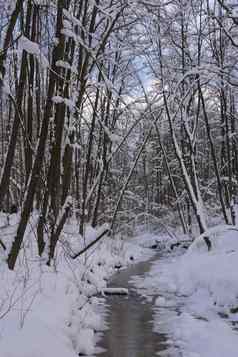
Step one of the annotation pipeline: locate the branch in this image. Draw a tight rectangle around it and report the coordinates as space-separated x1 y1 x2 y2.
70 228 110 259
0 239 6 251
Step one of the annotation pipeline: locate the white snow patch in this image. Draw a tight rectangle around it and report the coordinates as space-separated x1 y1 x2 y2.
132 227 238 356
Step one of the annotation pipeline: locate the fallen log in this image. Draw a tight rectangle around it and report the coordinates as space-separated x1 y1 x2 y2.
102 287 129 296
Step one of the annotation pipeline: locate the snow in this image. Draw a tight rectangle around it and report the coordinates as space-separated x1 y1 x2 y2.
2 211 238 357
0 214 152 357
19 36 49 69
56 60 72 70
51 96 76 112
52 95 64 104
131 226 238 356
61 28 77 42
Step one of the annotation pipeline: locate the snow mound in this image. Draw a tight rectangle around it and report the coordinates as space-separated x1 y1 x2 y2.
132 226 238 357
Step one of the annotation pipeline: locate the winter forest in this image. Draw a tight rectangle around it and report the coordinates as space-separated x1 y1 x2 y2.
0 0 238 356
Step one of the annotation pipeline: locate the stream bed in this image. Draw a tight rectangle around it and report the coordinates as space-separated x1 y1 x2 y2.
97 256 169 357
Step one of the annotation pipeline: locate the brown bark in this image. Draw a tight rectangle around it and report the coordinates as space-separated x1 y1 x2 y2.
7 0 70 270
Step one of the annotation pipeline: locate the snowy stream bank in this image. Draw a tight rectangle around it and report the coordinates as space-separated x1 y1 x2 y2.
2 219 238 357
131 227 238 357
0 219 159 357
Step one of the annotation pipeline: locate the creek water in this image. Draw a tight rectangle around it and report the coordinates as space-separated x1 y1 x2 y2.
98 256 168 357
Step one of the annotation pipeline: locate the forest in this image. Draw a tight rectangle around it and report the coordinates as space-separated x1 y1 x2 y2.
0 0 238 356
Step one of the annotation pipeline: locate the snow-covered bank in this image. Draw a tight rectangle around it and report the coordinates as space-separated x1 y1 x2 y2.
131 226 238 357
0 214 153 357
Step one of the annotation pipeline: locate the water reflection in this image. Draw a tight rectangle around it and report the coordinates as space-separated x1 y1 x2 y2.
98 258 168 357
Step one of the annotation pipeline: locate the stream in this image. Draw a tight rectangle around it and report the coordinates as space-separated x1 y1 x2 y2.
97 255 168 357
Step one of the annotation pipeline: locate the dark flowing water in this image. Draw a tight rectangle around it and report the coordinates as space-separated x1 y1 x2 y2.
98 256 168 357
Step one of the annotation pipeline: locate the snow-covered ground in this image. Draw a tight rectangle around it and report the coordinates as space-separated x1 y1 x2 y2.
131 225 238 357
2 211 238 357
0 213 154 357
